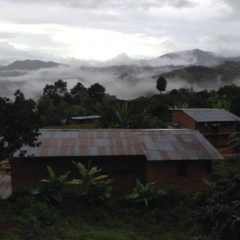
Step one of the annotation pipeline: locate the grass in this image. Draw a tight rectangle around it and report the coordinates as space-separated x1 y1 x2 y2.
0 194 207 240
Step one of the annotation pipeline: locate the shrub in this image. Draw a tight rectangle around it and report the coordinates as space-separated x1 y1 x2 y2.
228 132 240 154
197 175 240 240
71 162 112 203
38 166 70 204
13 195 59 226
127 179 166 208
164 188 189 207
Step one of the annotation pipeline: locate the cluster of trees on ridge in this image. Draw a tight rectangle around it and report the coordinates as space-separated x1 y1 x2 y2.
37 78 240 128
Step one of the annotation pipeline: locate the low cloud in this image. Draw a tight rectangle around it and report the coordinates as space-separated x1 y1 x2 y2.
1 59 239 100
0 65 161 99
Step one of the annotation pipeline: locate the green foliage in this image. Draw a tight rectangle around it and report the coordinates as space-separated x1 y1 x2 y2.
209 94 231 109
164 188 189 207
43 79 67 99
228 132 240 154
36 76 240 129
38 166 70 204
113 102 132 128
127 179 166 208
197 175 240 240
87 83 106 102
230 95 240 117
13 195 59 226
212 157 240 181
73 162 112 203
70 82 88 105
0 91 40 160
0 187 207 240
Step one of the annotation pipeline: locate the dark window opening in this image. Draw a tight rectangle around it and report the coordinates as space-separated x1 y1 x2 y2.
177 162 187 177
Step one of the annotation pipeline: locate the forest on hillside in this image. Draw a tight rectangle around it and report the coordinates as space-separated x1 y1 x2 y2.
3 77 239 129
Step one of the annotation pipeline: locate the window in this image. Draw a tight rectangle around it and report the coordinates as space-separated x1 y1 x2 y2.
177 161 187 177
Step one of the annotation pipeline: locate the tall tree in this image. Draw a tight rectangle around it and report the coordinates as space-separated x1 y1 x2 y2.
0 91 40 160
156 76 167 93
87 83 105 102
43 79 68 104
70 82 88 105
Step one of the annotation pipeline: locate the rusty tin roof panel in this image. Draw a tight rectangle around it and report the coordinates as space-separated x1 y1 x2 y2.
15 129 223 161
140 129 223 161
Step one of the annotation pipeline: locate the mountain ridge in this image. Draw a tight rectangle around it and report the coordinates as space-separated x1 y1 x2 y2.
0 59 60 71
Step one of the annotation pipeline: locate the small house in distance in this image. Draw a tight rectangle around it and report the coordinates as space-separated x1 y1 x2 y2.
172 108 240 156
65 115 101 127
11 129 223 194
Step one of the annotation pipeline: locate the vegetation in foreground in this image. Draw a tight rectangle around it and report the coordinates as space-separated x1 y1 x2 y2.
1 158 240 240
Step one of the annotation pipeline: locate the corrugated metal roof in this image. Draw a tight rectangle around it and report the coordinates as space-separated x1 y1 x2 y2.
15 129 223 161
182 108 240 122
71 115 100 120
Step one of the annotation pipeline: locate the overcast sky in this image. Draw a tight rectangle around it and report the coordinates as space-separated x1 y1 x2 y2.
0 0 240 61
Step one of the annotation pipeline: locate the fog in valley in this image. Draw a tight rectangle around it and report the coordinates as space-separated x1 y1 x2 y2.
1 49 240 100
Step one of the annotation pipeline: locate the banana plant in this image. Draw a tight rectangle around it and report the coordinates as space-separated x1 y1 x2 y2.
39 166 70 204
72 162 112 203
127 179 165 208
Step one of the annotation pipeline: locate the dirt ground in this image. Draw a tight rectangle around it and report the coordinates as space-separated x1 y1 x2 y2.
0 170 12 199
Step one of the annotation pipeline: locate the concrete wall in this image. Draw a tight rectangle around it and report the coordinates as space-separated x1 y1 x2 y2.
146 160 212 193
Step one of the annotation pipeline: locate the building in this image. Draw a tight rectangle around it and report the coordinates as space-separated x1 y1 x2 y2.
64 115 101 127
172 108 240 156
11 129 223 194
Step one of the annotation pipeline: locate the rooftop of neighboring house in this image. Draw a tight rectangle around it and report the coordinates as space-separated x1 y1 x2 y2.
174 108 240 123
15 128 223 161
70 115 101 120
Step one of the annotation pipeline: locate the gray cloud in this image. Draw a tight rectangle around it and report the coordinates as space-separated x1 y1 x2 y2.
223 0 240 9
0 0 239 61
0 41 65 65
1 0 196 9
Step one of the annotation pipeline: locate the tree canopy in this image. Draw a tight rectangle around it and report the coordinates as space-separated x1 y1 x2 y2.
0 91 40 160
156 76 167 93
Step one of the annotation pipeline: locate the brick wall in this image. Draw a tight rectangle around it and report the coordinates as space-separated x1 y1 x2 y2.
146 160 211 193
172 111 196 129
11 156 146 194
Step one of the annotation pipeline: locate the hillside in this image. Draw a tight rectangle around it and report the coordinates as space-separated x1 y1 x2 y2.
163 61 240 88
0 60 60 71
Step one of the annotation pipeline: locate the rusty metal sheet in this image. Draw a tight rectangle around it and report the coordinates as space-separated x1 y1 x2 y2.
15 129 223 161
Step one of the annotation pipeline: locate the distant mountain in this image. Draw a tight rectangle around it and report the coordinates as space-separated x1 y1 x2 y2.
0 60 60 71
104 49 228 67
149 49 224 67
107 53 135 65
161 61 240 89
